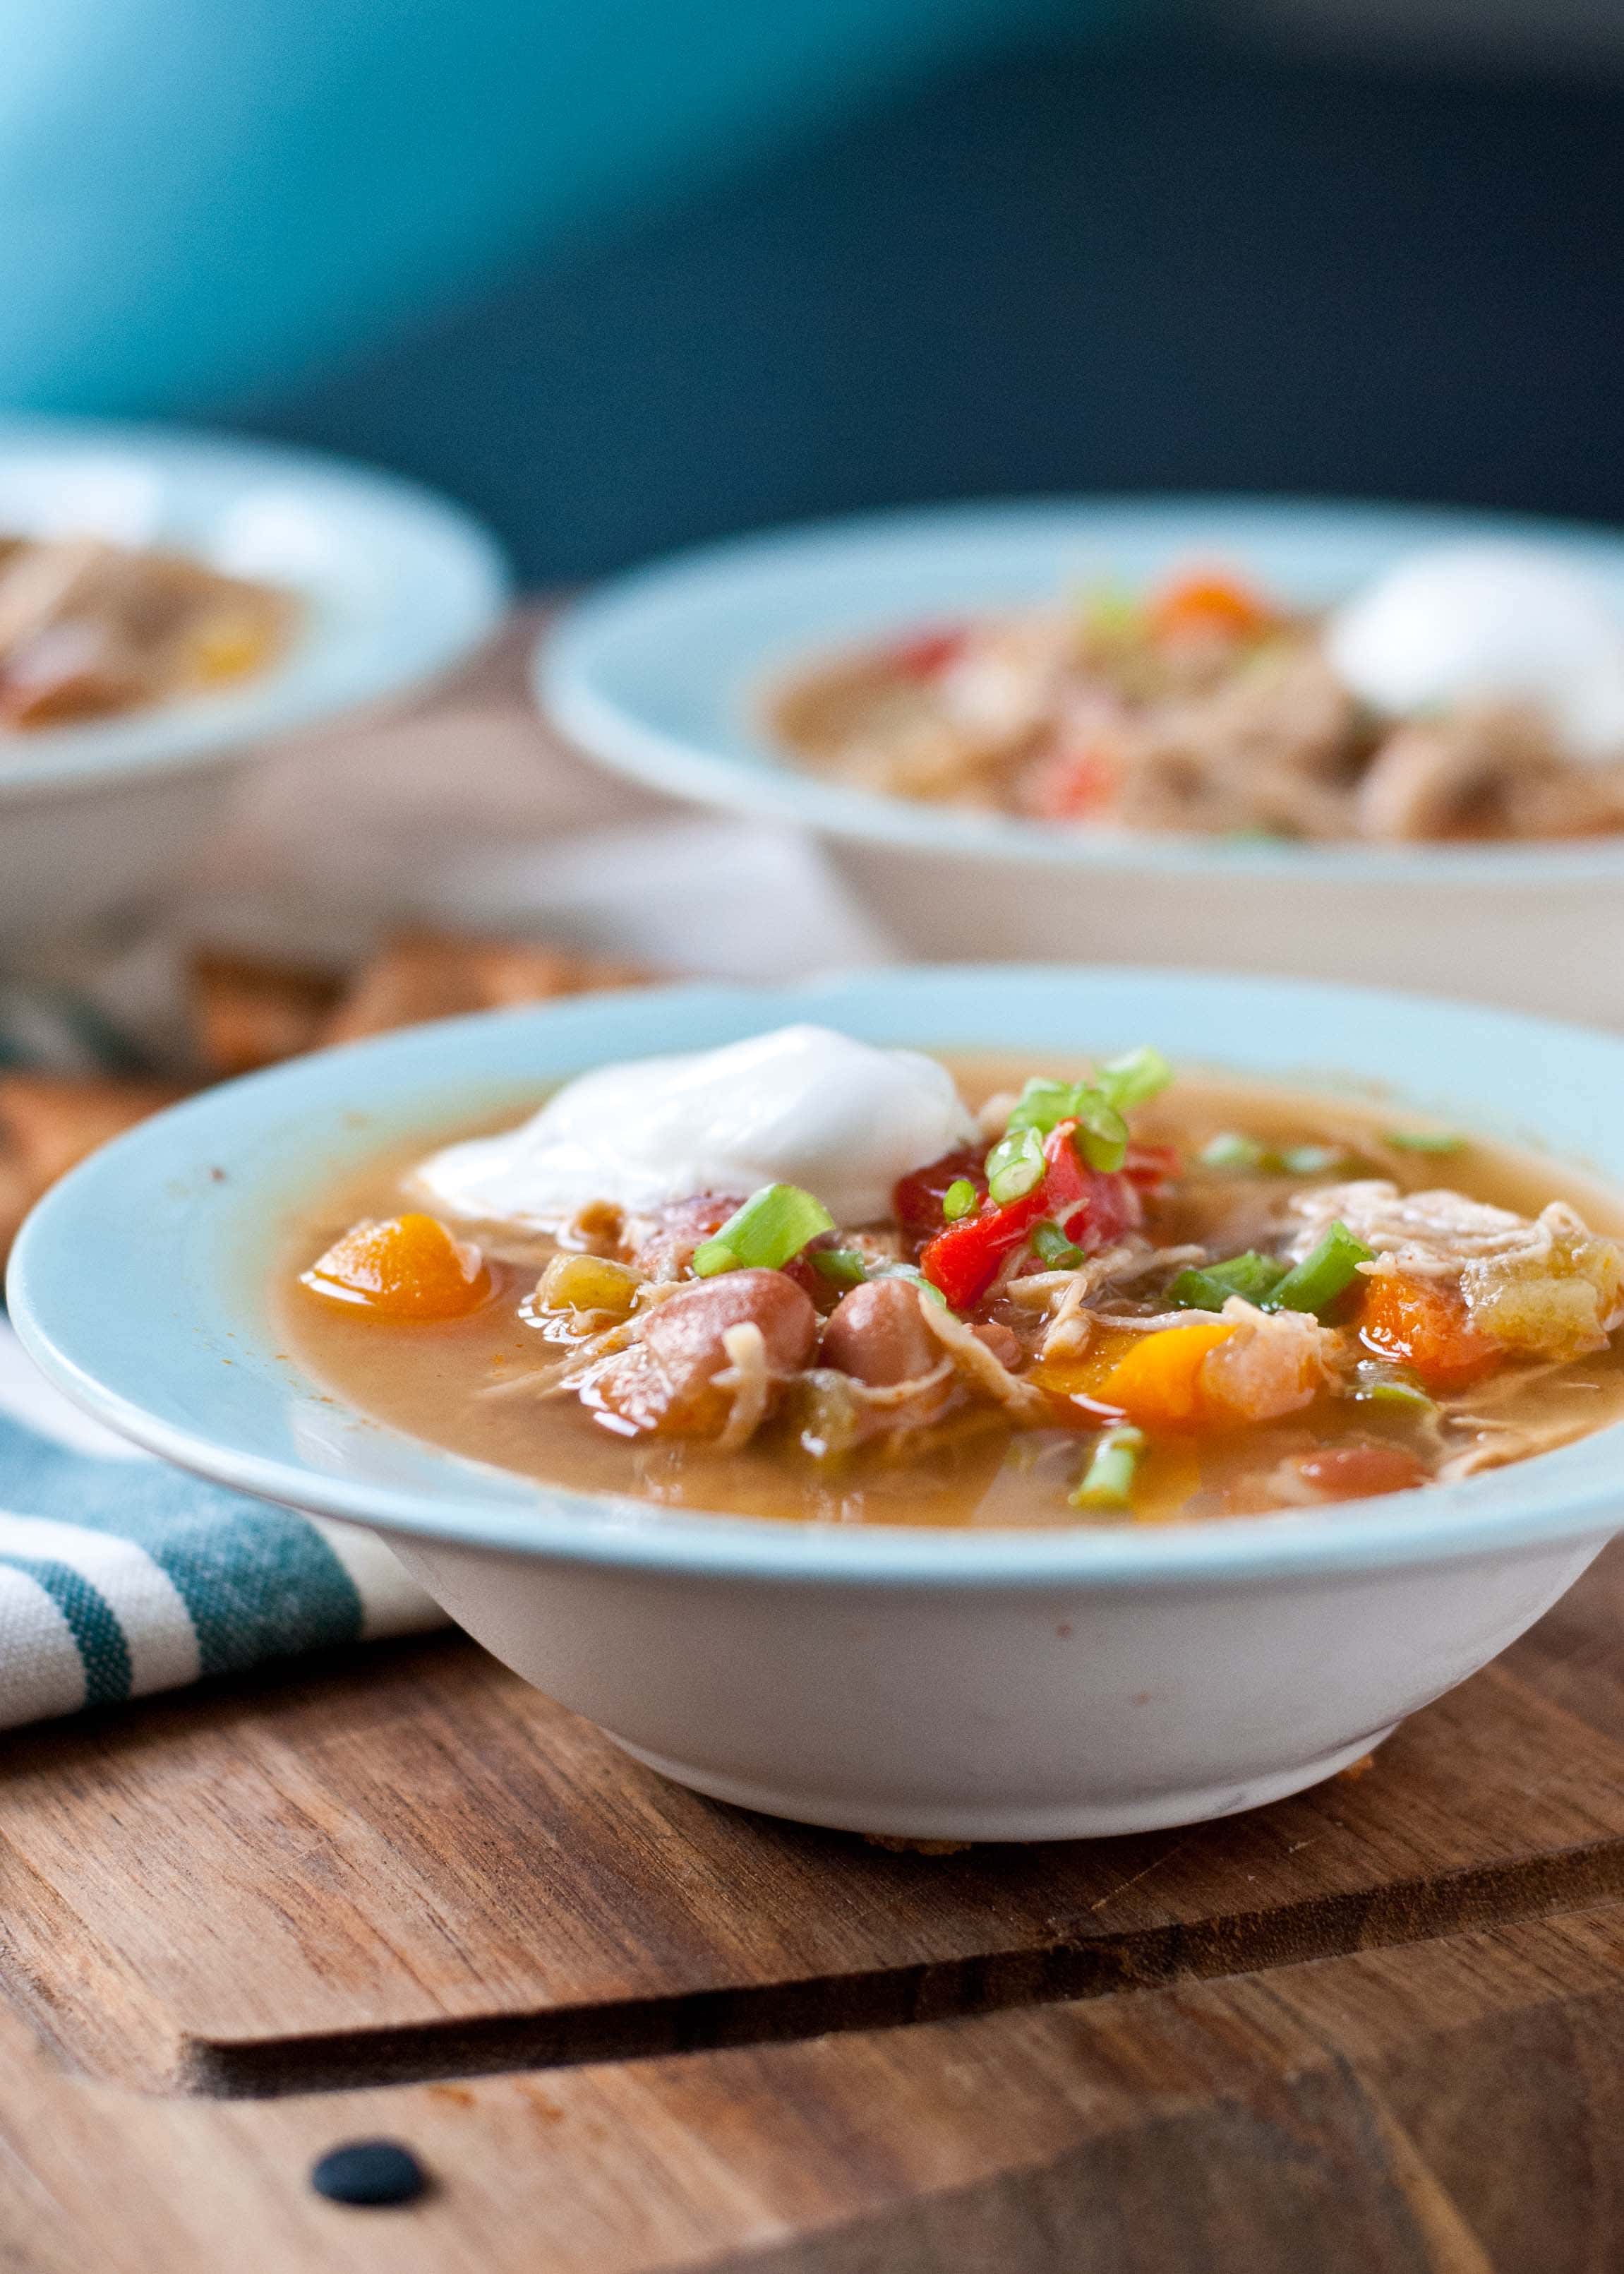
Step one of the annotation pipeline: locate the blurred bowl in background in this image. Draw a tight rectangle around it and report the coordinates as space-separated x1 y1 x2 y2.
541 497 1624 1025
0 417 509 959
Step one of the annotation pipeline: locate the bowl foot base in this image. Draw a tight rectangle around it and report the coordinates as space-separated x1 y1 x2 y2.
606 1724 1400 1843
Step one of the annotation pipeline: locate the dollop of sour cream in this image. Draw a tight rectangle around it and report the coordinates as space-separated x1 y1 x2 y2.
1325 542 1624 764
409 1023 979 1230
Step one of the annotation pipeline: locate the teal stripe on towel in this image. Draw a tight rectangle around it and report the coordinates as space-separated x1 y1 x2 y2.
0 1416 363 1675
0 1553 132 1706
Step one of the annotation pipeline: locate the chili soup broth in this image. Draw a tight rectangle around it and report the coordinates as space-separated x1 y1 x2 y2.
281 1058 1624 1530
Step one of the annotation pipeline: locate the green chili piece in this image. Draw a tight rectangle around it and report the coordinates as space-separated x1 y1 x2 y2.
1071 1092 1129 1173
1004 1077 1073 1137
1199 1131 1269 1172
986 1125 1046 1204
691 1183 836 1278
1170 1252 1289 1311
1350 1359 1436 1416
1265 1221 1373 1316
1069 1424 1147 1512
1097 1046 1174 1111
1032 1220 1085 1269
1384 1129 1467 1154
1279 1143 1348 1177
811 1247 869 1291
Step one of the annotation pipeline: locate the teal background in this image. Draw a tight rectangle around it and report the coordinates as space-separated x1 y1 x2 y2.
0 0 1076 414
0 7 1619 583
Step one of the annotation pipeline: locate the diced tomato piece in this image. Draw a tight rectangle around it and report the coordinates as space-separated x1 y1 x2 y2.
919 1195 1043 1311
890 626 968 680
1358 1274 1500 1391
918 1121 1142 1310
892 1146 987 1250
1124 1142 1180 1194
1030 746 1121 822
1149 570 1276 645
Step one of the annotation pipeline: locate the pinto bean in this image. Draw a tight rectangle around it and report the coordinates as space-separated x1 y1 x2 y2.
625 1194 745 1282
820 1278 939 1387
592 1269 817 1437
1293 1444 1428 1501
971 1321 1022 1370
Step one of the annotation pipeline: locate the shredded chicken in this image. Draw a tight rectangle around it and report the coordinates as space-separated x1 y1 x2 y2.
1287 1179 1546 1277
774 590 1624 844
711 1322 772 1454
1009 1240 1208 1358
1201 1297 1347 1423
1289 1179 1624 1360
918 1297 1049 1420
1112 651 1362 840
1357 704 1624 841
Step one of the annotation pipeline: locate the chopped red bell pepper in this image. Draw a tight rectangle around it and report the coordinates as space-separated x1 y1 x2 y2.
893 1145 987 1251
1124 1142 1180 1193
1029 746 1121 822
918 1121 1143 1310
890 626 968 681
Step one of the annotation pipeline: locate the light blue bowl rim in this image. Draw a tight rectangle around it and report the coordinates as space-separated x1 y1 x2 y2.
0 412 511 799
540 492 1624 889
10 965 1624 1591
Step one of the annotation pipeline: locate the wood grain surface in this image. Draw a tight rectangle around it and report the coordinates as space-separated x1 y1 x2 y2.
0 1540 1622 2270
3 1889 1623 2271
4 1540 1624 2105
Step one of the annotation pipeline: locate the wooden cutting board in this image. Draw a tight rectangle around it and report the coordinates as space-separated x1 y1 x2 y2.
2 1526 1624 2272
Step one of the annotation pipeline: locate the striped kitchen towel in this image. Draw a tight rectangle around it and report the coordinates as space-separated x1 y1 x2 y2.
0 1321 448 1732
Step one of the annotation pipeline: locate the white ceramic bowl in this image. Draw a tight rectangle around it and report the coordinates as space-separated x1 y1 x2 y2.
10 967 1624 1841
541 498 1624 1027
0 416 510 955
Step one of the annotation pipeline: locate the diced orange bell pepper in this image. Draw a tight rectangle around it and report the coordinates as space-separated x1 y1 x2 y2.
1358 1274 1498 1391
1026 1328 1143 1417
301 1213 492 1320
1095 1321 1238 1431
1149 570 1276 645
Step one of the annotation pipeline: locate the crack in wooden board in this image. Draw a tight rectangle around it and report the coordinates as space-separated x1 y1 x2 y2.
181 1838 1624 2096
4 1541 1624 2101
6 1900 1624 2273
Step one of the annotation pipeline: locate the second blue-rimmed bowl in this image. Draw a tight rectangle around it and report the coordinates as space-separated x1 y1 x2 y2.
0 415 510 953
541 497 1624 1024
9 967 1624 1840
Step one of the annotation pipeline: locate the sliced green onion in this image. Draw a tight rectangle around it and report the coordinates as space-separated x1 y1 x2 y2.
690 1183 835 1278
1000 1053 1170 1179
1169 1252 1289 1311
1350 1359 1436 1416
1069 1423 1147 1512
986 1125 1047 1205
1279 1143 1348 1177
1167 1266 1230 1313
1032 1220 1084 1269
1079 582 1141 637
1004 1077 1073 1137
812 1247 869 1291
1265 1220 1373 1317
942 1177 978 1222
1071 1094 1129 1173
1097 1046 1174 1112
867 1260 949 1307
1385 1129 1467 1154
1199 1131 1268 1173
